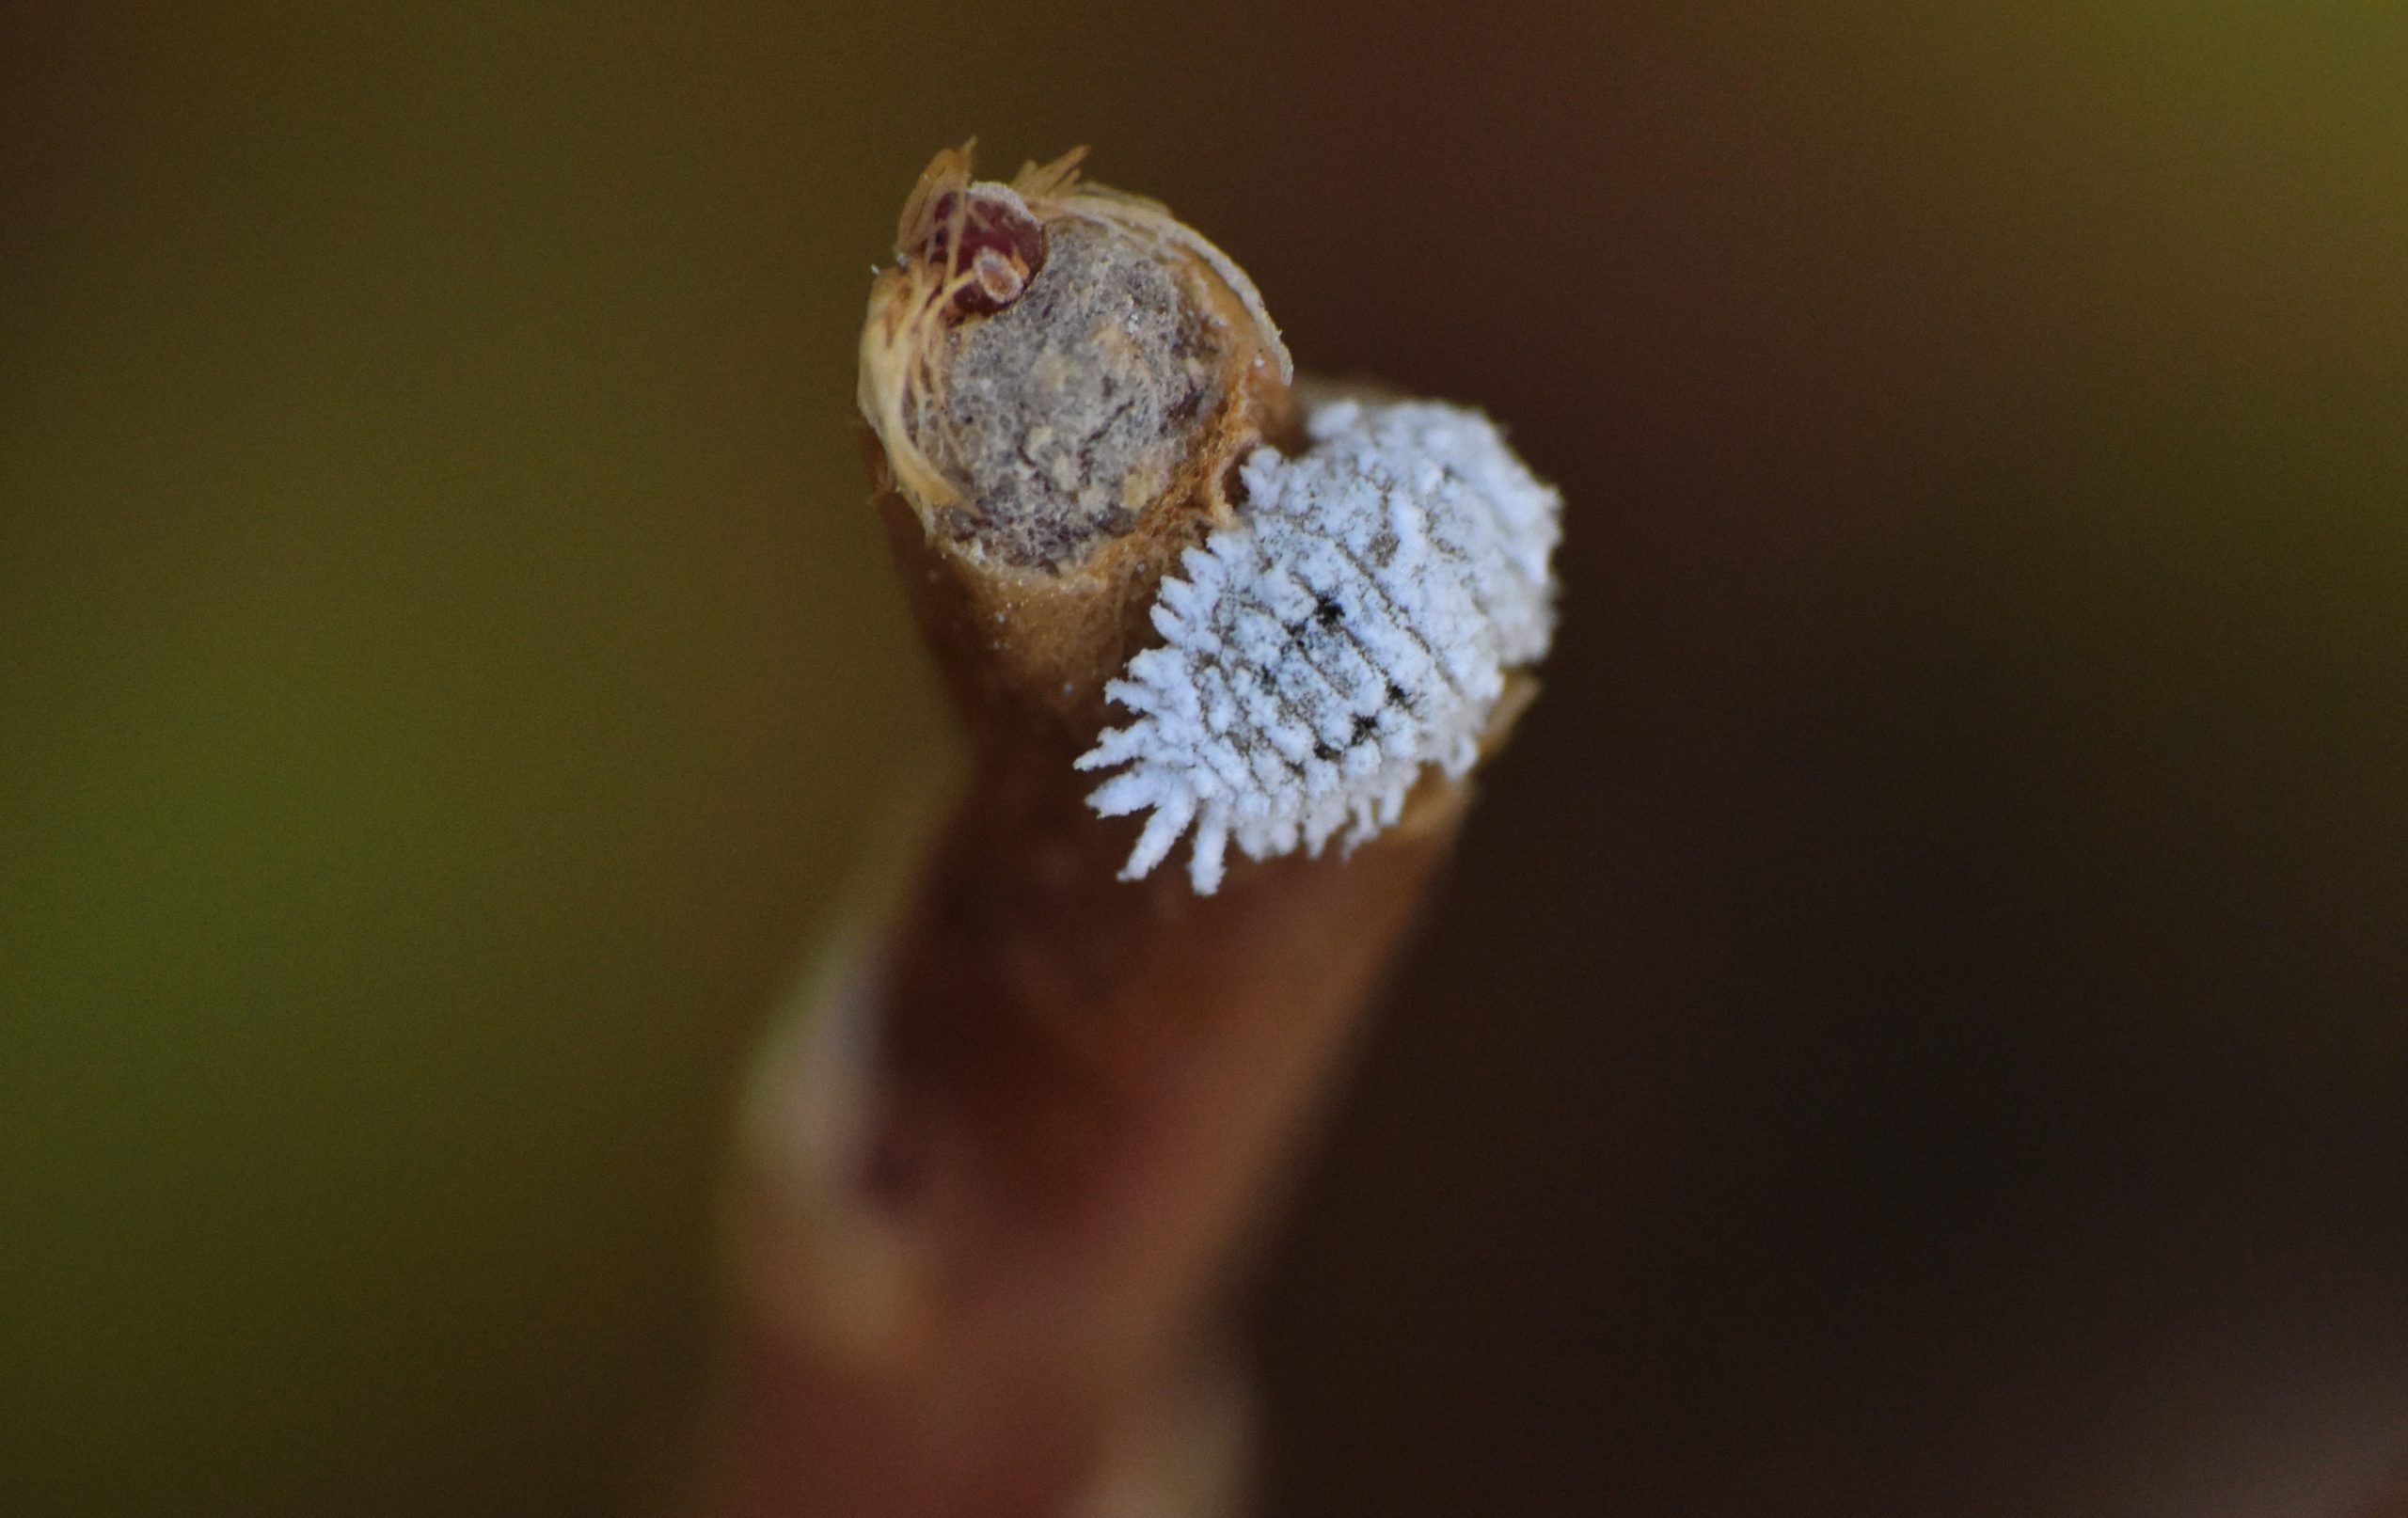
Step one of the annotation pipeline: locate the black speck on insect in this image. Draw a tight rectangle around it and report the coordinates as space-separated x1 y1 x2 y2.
1386 680 1412 709
1312 739 1339 762
1314 596 1344 628
1351 713 1378 743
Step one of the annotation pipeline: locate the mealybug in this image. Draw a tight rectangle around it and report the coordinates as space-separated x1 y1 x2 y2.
1077 397 1560 893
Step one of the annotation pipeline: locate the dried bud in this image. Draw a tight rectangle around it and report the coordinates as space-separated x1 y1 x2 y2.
857 143 1295 735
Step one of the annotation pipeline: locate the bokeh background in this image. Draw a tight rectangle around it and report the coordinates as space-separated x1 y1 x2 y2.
6 5 2405 1515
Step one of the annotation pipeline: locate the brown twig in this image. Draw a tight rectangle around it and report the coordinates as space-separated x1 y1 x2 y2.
704 144 1526 1518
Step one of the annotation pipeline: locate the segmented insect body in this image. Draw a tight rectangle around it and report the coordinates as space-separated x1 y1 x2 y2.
1077 397 1560 893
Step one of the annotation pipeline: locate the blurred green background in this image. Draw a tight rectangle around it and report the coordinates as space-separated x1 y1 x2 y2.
5 4 2405 1516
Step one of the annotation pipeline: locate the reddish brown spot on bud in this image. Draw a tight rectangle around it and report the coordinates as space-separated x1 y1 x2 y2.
917 185 1047 318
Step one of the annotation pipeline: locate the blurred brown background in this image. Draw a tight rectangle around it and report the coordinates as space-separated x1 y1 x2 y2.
4 5 2404 1515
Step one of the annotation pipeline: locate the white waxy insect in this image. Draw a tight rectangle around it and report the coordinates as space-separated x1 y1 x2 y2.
1076 396 1561 893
